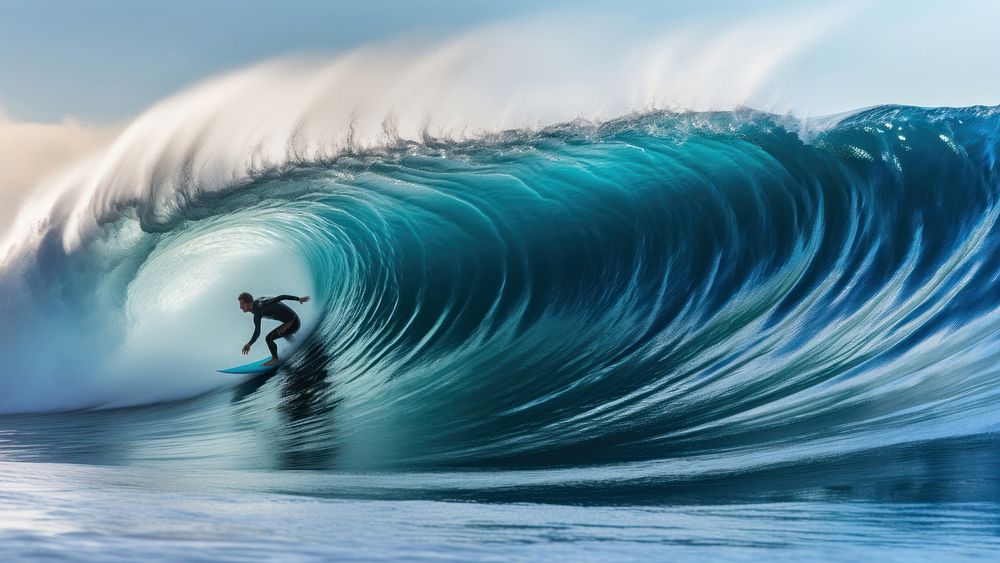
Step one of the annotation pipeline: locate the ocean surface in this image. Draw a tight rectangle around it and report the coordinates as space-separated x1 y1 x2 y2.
3 106 1000 560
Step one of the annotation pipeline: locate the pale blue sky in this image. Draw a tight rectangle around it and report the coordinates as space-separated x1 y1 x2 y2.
0 0 582 122
1 0 999 123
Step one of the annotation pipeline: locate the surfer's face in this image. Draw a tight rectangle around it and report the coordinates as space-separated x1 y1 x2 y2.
239 299 252 312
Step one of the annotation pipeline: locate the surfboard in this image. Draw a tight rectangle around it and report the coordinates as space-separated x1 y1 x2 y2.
218 357 280 374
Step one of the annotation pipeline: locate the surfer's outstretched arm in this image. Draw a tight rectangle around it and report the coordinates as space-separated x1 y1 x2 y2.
270 294 310 304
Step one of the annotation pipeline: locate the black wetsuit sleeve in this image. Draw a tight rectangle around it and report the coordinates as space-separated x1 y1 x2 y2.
248 313 262 345
259 295 300 308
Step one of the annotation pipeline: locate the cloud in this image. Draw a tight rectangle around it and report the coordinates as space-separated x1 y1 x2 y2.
0 109 117 237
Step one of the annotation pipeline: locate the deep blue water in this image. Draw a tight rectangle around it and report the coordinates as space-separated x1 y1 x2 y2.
3 106 1000 559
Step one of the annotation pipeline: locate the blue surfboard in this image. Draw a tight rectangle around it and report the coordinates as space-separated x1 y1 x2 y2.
218 357 280 374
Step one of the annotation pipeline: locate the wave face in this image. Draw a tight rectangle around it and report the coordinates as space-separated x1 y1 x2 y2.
3 106 1000 473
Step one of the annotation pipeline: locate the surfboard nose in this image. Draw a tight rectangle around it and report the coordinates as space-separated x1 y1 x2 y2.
218 357 278 374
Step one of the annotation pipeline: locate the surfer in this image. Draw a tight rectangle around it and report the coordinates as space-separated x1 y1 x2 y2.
239 292 310 367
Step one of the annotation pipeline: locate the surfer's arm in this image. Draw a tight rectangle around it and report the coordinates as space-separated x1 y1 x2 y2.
272 294 310 304
247 314 262 345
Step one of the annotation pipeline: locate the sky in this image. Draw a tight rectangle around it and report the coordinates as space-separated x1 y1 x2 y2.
1 0 999 234
0 0 588 123
1 0 998 125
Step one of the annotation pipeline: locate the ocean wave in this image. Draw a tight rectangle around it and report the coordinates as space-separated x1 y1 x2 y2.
3 106 1000 472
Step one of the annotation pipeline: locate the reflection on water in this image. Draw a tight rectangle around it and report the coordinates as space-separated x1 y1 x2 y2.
273 340 342 469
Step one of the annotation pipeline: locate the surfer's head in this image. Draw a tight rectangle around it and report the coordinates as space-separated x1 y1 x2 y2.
238 292 253 312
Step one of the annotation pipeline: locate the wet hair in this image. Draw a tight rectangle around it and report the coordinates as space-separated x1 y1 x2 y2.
238 292 253 304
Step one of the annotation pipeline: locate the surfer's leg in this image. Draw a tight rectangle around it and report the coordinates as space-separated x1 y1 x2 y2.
263 327 281 364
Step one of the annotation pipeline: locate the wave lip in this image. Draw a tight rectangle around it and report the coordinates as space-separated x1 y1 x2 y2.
3 4 865 263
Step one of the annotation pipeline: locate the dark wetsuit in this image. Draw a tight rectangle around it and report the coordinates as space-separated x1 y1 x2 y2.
248 295 302 359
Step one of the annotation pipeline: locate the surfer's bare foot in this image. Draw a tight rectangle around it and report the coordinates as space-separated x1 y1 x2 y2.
262 359 279 367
